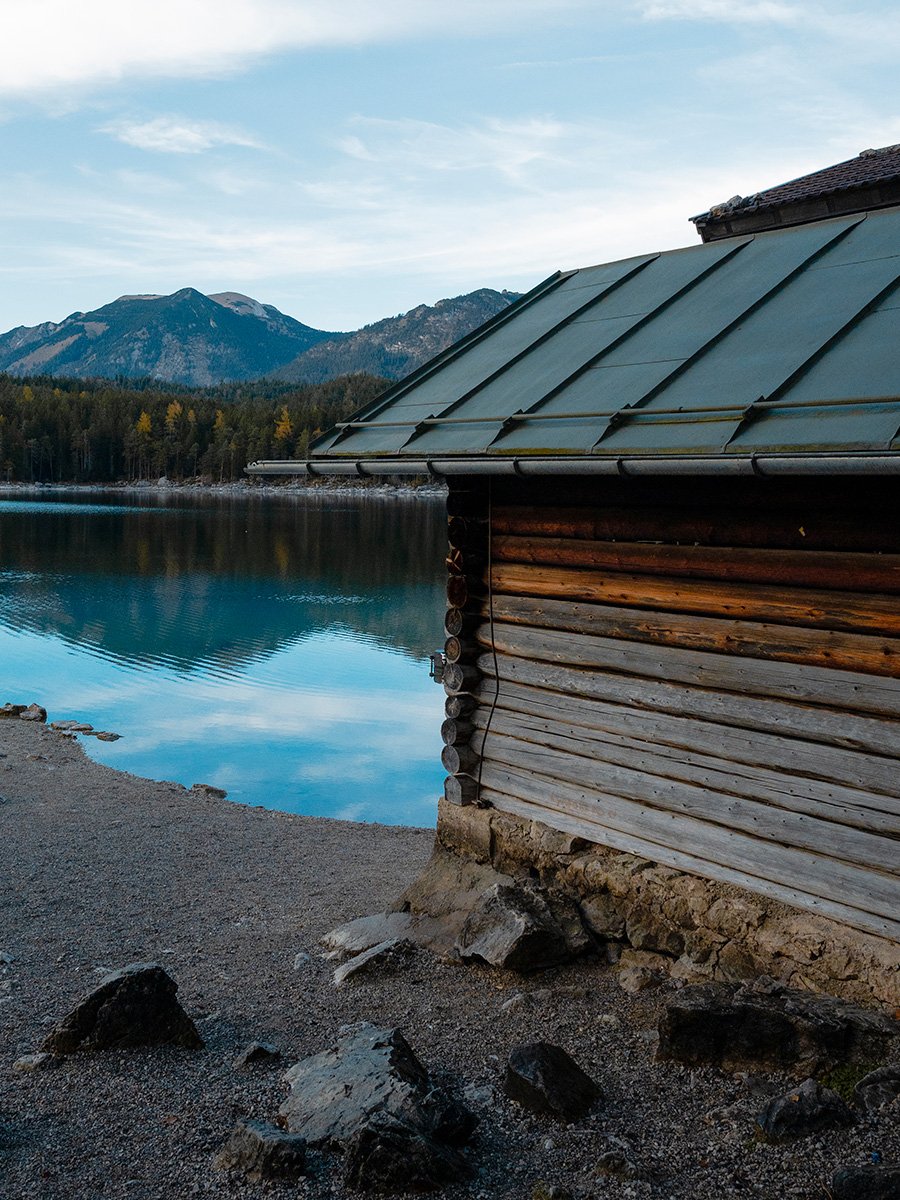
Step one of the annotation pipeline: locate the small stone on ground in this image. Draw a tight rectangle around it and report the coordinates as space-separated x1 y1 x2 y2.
232 1040 281 1069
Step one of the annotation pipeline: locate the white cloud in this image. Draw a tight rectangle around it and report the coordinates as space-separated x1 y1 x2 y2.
337 115 579 183
635 0 800 22
0 0 591 98
633 0 900 58
101 115 262 154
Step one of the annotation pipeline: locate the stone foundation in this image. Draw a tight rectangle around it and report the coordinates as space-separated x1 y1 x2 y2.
434 799 900 1009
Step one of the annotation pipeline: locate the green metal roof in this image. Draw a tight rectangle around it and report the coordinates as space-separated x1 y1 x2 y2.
249 207 900 476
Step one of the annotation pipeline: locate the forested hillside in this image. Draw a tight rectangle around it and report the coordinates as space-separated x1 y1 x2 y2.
0 372 388 483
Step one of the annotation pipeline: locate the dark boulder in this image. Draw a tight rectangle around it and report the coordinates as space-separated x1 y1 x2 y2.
504 1042 601 1122
41 963 202 1054
854 1063 900 1114
657 980 898 1074
831 1163 900 1200
755 1078 855 1143
214 1119 306 1181
343 1114 475 1193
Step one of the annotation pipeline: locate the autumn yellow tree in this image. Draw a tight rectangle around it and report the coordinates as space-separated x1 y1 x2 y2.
274 405 293 442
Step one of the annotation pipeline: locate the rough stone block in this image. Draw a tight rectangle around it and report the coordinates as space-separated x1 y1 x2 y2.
343 1114 475 1193
755 1078 854 1143
42 963 202 1054
214 1120 306 1180
279 1023 476 1151
504 1042 601 1121
456 883 581 973
658 981 899 1074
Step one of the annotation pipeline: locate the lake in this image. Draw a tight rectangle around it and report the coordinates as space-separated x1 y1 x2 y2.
0 489 448 826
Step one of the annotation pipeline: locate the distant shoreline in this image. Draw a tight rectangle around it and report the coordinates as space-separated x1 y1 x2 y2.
0 476 447 500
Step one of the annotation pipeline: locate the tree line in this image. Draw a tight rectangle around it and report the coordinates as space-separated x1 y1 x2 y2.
0 372 389 483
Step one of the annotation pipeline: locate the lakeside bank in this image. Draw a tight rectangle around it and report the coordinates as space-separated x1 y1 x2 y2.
0 477 447 500
1 715 898 1199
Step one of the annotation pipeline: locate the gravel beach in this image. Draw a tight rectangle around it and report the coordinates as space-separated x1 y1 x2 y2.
1 718 897 1200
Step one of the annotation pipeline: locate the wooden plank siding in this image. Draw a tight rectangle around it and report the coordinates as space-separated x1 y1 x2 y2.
444 477 900 942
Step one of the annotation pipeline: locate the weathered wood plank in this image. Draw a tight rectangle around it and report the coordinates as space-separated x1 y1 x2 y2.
445 694 478 720
442 744 479 775
478 759 900 922
443 662 482 695
475 728 900 870
480 788 900 941
472 707 900 834
476 649 900 756
447 574 487 608
445 608 483 638
476 677 900 806
448 515 487 552
489 563 900 639
491 504 900 552
477 623 900 723
447 548 484 577
491 535 900 594
442 717 475 746
484 594 900 679
445 775 480 806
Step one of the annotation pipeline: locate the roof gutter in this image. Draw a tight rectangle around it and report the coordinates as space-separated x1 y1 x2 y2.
246 453 900 478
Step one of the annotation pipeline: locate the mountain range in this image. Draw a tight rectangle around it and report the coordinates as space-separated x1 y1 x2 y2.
0 287 521 388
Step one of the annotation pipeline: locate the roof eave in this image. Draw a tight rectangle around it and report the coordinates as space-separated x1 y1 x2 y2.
693 185 900 242
246 452 900 479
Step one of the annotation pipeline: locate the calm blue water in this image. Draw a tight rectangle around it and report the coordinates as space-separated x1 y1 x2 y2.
0 491 448 826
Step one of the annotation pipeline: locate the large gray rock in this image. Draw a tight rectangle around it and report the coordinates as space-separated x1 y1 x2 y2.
657 980 898 1074
214 1120 306 1181
343 1114 475 1193
456 884 582 973
41 963 203 1054
831 1164 900 1200
503 1042 601 1122
19 703 47 722
279 1023 476 1150
755 1078 855 1143
854 1063 900 1113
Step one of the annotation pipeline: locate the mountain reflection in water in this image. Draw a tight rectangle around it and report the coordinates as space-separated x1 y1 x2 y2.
0 491 448 826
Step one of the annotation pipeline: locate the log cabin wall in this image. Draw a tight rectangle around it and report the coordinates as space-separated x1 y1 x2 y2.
442 474 900 944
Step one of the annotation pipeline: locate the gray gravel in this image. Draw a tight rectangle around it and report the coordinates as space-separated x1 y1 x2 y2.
1 718 897 1199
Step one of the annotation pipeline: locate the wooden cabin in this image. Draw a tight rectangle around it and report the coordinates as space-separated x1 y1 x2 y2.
249 150 900 997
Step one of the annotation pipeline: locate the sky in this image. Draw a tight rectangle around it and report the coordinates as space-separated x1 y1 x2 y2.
1 0 899 335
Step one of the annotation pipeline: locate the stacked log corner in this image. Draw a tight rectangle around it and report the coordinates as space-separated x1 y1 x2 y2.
442 485 490 807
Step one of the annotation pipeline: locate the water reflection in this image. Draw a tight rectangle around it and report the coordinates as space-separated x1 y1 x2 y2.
0 492 448 825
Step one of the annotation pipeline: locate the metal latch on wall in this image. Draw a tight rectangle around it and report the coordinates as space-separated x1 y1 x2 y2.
429 651 446 683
